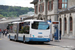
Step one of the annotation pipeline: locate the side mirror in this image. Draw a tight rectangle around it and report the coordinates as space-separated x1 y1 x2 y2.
47 20 51 25
47 22 51 25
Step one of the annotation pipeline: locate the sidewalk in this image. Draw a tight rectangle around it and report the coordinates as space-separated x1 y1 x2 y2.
48 38 75 50
61 36 75 40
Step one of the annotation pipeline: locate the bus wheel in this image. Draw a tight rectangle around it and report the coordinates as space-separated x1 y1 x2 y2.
23 36 25 43
14 36 17 41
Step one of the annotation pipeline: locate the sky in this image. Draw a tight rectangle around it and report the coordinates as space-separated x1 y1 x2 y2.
0 0 34 8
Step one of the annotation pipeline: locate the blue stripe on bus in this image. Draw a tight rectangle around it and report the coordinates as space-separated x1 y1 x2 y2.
8 36 50 42
10 36 14 39
18 37 50 42
29 38 50 42
18 37 30 42
18 37 23 41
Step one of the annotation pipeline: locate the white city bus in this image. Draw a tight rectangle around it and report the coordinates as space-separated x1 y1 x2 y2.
7 20 51 43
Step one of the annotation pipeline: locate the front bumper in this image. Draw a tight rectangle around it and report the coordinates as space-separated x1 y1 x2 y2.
29 38 50 42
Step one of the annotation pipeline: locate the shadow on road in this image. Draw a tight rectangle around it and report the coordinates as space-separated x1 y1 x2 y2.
9 39 51 45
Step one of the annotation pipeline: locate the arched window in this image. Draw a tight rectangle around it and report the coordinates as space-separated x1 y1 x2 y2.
64 17 67 31
70 17 72 31
59 18 62 31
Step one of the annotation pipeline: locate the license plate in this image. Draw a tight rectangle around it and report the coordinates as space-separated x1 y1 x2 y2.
38 36 42 38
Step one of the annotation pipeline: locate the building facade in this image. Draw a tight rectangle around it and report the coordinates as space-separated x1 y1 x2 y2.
31 0 75 39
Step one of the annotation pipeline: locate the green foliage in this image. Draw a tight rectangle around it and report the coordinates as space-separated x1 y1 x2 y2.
0 5 34 17
0 14 4 17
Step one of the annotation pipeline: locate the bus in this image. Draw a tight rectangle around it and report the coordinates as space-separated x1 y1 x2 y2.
7 20 51 43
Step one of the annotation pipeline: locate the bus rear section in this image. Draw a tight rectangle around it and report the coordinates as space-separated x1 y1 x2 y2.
29 21 50 42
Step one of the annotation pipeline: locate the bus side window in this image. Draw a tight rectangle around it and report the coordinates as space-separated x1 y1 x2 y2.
19 23 24 33
19 22 30 34
7 24 13 33
32 22 38 29
13 24 17 33
24 26 29 34
24 22 30 34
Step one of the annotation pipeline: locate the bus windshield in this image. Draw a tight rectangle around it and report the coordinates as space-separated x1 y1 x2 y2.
32 21 49 30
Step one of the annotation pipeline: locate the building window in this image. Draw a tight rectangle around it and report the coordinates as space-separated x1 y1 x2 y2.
39 3 44 12
39 4 40 12
42 3 44 12
48 1 51 10
39 4 42 12
70 17 72 31
40 0 43 2
62 0 68 8
35 6 38 14
51 0 53 10
48 0 53 11
58 0 68 9
39 0 43 2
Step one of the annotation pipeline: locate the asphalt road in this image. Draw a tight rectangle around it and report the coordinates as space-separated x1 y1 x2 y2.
0 36 71 50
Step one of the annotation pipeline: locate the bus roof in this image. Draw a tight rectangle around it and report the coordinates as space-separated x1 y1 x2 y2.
13 22 21 24
9 19 45 24
9 21 21 24
23 19 44 22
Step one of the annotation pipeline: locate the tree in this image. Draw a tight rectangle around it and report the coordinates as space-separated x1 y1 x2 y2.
0 5 34 17
0 14 4 17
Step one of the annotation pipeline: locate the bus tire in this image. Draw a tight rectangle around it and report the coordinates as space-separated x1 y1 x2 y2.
14 35 17 41
23 36 25 43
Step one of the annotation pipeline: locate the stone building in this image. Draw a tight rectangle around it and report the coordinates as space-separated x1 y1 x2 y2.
31 0 75 39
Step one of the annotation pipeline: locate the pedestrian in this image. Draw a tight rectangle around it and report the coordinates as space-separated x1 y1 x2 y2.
53 26 59 41
5 29 8 36
2 29 5 36
60 30 61 40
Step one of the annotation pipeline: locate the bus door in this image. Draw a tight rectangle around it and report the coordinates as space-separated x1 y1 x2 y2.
52 21 60 40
